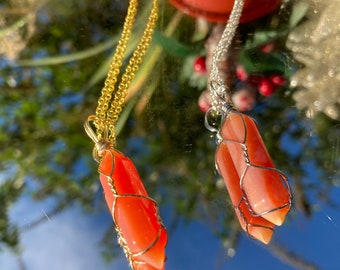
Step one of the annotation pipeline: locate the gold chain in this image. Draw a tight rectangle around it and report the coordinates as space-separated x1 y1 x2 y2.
94 0 158 143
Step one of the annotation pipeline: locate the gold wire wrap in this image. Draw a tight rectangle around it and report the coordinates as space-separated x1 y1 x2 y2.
84 2 165 268
94 0 159 144
98 148 167 269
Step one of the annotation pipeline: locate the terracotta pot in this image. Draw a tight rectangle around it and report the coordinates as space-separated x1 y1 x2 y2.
168 0 281 23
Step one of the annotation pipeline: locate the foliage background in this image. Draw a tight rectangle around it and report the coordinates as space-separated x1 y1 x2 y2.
0 0 339 269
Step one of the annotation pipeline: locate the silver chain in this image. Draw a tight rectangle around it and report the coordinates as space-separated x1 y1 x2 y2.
208 0 244 114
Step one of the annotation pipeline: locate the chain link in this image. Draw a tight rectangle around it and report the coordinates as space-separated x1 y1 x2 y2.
94 0 158 143
208 0 244 114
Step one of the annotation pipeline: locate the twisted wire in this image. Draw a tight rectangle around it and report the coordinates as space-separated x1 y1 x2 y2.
208 0 244 113
216 112 292 237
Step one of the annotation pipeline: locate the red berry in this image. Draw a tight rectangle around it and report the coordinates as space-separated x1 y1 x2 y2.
247 75 262 87
258 78 275 96
260 42 275 53
193 56 207 75
236 65 248 81
269 74 286 86
198 90 211 112
231 85 256 112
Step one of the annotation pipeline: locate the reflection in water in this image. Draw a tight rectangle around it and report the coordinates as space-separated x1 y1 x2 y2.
0 0 339 269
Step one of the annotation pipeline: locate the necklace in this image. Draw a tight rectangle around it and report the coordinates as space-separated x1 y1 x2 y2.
206 0 292 244
84 1 167 269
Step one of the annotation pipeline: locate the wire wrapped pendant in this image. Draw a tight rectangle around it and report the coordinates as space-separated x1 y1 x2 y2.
83 0 165 268
215 111 292 243
204 0 291 244
216 141 275 244
98 146 167 270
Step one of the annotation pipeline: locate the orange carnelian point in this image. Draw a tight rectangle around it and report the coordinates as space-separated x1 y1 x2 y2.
242 166 291 226
133 260 165 270
236 200 274 244
216 142 274 244
220 112 291 226
98 148 167 270
132 228 167 270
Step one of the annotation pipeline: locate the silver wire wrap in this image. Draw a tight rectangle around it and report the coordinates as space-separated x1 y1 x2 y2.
208 0 244 114
206 0 290 239
215 112 292 240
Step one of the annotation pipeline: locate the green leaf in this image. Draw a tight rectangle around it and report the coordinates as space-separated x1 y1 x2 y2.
115 96 138 137
244 31 284 50
84 33 140 91
84 51 115 91
239 49 292 76
289 1 310 28
153 29 192 57
16 37 118 66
